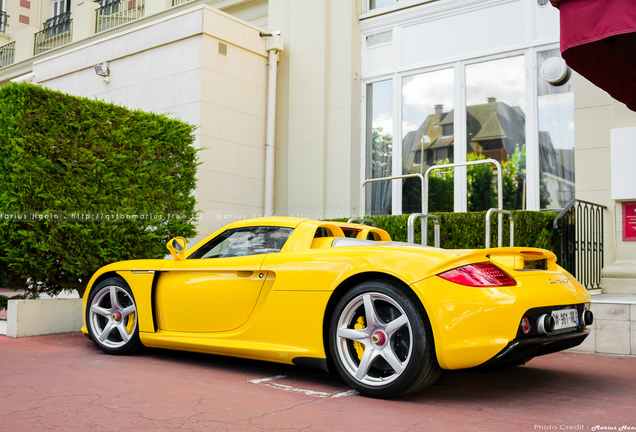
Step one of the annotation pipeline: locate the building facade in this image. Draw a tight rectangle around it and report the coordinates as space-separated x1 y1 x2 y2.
0 0 634 294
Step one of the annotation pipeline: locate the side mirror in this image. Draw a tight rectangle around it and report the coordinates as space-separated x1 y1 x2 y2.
167 237 187 261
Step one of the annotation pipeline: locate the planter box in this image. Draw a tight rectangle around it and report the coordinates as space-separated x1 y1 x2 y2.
6 299 83 338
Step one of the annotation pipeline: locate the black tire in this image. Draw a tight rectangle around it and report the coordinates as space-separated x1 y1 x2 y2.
86 277 143 355
329 280 441 398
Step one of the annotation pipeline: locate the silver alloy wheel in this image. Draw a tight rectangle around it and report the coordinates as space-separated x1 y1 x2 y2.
88 284 138 349
335 292 413 387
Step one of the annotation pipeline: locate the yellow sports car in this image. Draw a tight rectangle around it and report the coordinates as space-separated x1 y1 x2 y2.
82 217 593 398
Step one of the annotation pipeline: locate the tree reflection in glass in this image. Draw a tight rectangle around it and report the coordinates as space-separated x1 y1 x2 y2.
466 56 527 211
401 68 454 213
367 80 393 215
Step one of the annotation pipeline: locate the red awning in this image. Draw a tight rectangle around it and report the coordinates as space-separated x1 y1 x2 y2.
551 0 636 111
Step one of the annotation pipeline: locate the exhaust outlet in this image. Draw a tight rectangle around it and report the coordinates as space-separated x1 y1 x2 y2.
537 314 556 334
581 310 594 326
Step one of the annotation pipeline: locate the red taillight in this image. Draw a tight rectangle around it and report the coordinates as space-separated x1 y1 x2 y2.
521 317 531 334
438 262 516 287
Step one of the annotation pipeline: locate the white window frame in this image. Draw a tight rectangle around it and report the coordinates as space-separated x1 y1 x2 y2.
361 0 437 18
531 42 570 210
365 49 538 214
51 0 69 17
361 1 562 214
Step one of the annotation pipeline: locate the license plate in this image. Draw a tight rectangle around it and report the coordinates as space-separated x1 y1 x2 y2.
552 308 579 330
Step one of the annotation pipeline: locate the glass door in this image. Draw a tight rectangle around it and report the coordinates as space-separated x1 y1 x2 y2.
401 68 455 213
465 56 527 211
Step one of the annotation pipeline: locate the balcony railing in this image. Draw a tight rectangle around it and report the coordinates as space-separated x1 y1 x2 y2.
1 11 7 33
172 0 193 5
0 41 15 69
96 0 145 33
34 12 73 55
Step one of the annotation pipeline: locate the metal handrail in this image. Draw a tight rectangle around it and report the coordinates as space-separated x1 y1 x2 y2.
485 208 514 248
96 0 145 33
360 159 514 249
34 14 73 55
360 173 425 217
346 217 377 227
360 173 427 245
552 198 606 289
424 159 508 247
408 213 440 247
44 11 71 29
0 41 15 69
424 158 503 213
552 198 606 230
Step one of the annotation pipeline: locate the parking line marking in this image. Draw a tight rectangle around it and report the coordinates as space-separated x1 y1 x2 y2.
264 382 333 397
248 375 358 398
330 390 358 398
247 375 288 384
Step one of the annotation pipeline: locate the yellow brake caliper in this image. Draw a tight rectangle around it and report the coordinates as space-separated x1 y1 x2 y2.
353 316 365 360
126 312 136 335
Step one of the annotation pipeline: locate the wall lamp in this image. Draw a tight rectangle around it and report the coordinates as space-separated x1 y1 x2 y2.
259 29 281 37
94 61 110 84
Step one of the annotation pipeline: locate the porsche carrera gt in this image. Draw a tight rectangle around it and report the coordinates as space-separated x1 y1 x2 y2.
82 217 593 398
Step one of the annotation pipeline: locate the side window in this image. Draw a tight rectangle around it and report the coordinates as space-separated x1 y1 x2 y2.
366 232 381 241
313 227 333 238
342 228 361 238
188 227 293 259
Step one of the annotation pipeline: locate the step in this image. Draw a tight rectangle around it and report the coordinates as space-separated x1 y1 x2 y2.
569 294 636 356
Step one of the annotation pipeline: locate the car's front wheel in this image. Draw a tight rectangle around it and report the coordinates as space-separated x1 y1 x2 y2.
329 280 441 398
86 277 142 355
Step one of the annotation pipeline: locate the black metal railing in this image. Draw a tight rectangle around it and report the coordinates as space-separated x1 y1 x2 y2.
0 11 7 33
96 0 145 33
34 12 73 55
172 0 193 5
553 199 607 290
0 41 15 68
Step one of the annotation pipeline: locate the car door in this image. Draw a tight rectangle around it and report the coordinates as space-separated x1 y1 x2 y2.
155 226 293 333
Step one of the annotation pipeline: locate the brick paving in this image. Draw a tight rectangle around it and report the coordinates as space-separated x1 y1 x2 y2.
1 332 635 431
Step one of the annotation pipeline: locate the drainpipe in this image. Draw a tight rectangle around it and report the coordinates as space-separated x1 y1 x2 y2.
260 31 284 217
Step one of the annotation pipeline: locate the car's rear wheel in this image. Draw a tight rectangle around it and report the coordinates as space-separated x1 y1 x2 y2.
329 280 441 398
86 277 142 355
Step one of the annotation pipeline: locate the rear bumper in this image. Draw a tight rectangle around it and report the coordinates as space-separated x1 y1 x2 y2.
479 328 590 368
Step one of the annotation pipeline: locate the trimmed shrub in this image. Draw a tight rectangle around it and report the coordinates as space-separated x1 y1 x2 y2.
0 83 199 298
332 210 558 252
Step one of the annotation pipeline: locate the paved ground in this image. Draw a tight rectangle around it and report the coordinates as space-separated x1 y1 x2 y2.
1 332 635 432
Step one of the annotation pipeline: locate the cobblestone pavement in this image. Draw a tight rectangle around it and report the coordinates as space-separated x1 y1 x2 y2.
1 332 635 431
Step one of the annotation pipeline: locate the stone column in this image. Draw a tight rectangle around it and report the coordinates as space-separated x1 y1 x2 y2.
573 73 636 295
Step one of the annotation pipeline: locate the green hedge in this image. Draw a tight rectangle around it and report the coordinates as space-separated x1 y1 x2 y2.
334 211 559 251
0 83 199 298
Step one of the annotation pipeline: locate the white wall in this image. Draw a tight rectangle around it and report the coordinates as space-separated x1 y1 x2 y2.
33 6 269 243
573 73 636 294
269 0 362 220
